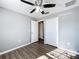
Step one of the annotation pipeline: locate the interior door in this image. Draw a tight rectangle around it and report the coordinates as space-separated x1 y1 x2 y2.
31 21 38 43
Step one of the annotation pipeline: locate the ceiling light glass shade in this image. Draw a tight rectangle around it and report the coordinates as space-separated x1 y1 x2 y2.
34 0 37 1
35 6 40 13
40 8 43 12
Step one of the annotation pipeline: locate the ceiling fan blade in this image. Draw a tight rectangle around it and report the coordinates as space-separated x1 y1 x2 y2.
30 8 36 13
43 4 56 8
21 0 35 6
39 0 43 6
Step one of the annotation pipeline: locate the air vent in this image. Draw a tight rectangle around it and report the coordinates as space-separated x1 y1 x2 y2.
65 0 76 7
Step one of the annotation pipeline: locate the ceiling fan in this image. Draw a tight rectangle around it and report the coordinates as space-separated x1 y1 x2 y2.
21 0 56 14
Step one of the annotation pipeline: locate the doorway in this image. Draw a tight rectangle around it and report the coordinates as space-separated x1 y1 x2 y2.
38 21 44 43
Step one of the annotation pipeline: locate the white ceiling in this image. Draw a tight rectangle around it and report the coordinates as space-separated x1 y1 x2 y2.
0 0 78 19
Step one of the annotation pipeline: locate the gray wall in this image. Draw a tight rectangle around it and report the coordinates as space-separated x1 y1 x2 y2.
59 10 79 53
0 8 31 52
44 7 79 53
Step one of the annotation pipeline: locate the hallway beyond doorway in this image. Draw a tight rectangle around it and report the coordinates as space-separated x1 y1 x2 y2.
38 21 44 43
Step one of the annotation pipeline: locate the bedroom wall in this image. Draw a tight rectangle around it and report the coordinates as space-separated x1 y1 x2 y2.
59 8 79 53
44 6 79 54
0 8 32 53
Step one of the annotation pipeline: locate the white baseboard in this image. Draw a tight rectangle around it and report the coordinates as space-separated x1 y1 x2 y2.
58 47 79 55
0 43 31 55
31 41 38 44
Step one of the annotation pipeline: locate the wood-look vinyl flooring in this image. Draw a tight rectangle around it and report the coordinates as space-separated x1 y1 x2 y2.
0 41 57 59
0 41 79 59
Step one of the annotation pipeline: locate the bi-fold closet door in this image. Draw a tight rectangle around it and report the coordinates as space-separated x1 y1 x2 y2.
44 17 58 47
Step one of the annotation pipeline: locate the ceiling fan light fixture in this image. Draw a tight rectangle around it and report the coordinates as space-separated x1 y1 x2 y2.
34 0 37 2
40 8 43 12
35 6 40 13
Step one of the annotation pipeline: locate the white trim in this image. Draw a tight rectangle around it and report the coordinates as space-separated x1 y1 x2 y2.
56 17 59 47
0 43 31 55
58 47 79 55
31 41 38 44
